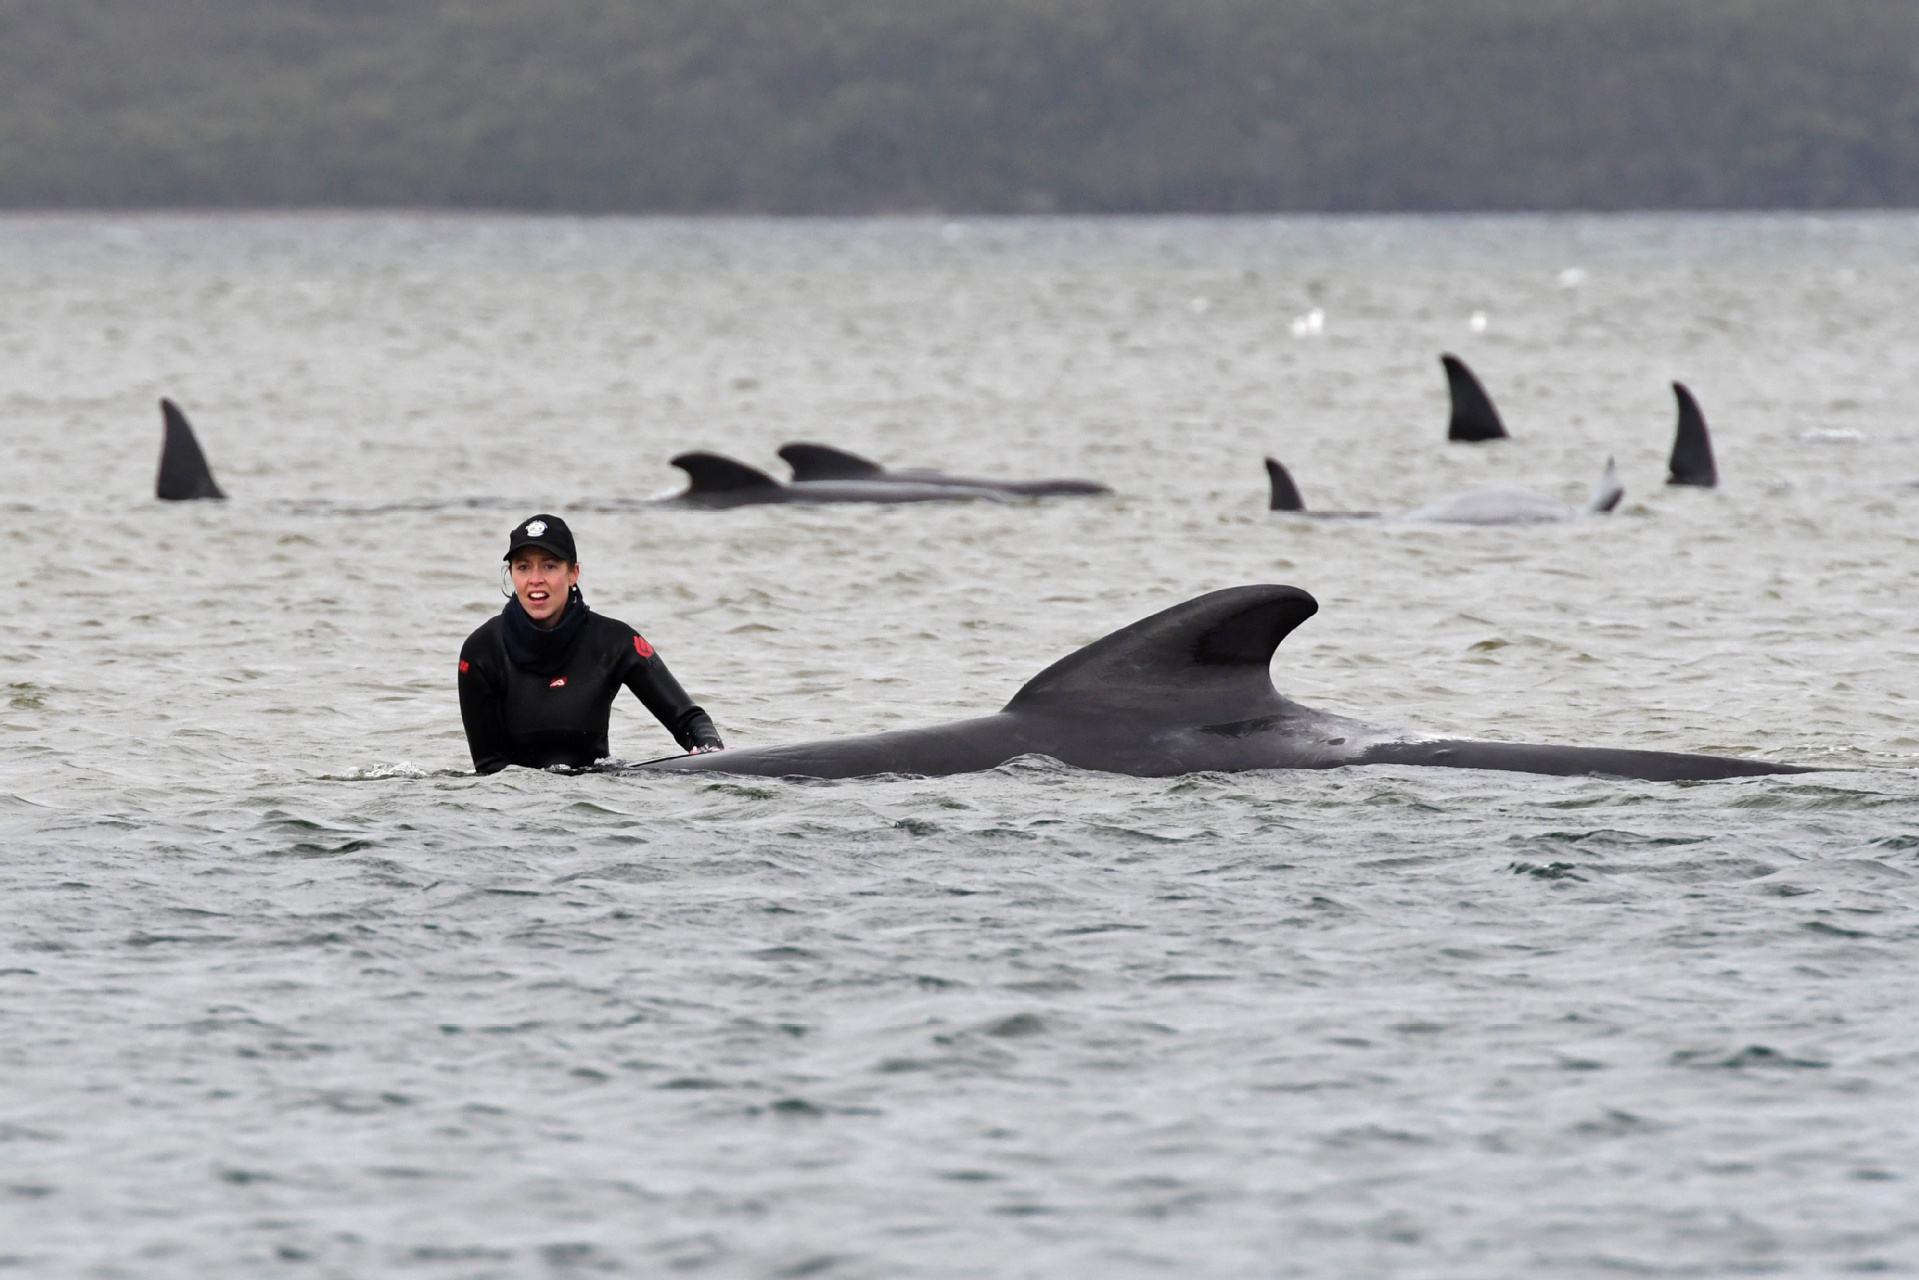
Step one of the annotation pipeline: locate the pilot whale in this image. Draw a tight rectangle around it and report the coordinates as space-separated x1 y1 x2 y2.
1443 354 1508 441
1667 382 1718 487
156 399 226 500
1266 457 1622 525
664 452 1005 508
1264 459 1379 518
778 442 1112 497
642 586 1807 783
1405 458 1622 524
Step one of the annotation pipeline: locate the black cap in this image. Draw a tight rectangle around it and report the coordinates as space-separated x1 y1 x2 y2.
504 514 577 562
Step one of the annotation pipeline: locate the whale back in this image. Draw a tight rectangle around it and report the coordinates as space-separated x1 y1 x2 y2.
1405 488 1573 525
672 451 784 494
779 443 886 482
1667 383 1718 487
156 399 226 501
644 583 1811 783
1442 354 1508 441
1004 585 1317 720
1264 458 1305 512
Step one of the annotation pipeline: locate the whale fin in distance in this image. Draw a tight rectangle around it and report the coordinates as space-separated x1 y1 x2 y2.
1442 354 1508 441
1004 585 1318 718
1587 456 1624 514
1265 458 1306 512
671 452 784 494
778 442 886 482
156 399 226 500
1667 383 1717 487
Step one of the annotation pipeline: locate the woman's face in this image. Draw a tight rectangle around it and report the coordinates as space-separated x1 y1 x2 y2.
509 549 580 626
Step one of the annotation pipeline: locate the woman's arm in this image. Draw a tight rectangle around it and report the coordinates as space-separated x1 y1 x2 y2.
621 634 723 752
458 650 513 773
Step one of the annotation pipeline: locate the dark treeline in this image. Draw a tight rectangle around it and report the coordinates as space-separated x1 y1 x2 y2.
4 0 1919 213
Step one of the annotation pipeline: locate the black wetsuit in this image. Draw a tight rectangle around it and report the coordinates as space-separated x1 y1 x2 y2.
458 592 722 773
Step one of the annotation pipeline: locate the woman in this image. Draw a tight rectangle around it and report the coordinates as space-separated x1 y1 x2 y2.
458 514 723 772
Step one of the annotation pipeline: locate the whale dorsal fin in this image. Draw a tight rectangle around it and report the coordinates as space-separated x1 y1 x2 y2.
1004 585 1318 719
671 452 783 493
1442 354 1508 441
1666 382 1717 487
1587 456 1624 514
156 399 226 500
779 442 886 482
1264 458 1305 512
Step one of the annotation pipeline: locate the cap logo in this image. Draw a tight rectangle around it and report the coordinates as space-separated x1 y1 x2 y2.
549 677 567 689
525 520 547 537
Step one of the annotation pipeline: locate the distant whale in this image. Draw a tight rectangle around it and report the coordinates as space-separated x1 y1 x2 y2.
1443 354 1508 441
641 586 1808 783
778 442 1112 497
1264 459 1378 518
1667 382 1718 487
1405 458 1622 524
156 399 225 500
665 452 1005 508
1266 457 1623 525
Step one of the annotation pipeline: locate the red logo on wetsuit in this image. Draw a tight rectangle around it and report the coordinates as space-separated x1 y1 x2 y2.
549 677 567 689
459 660 469 673
634 635 655 659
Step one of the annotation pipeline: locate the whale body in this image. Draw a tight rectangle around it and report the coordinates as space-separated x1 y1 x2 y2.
1667 382 1718 487
1264 458 1379 518
156 399 226 501
1266 457 1622 525
778 443 1111 497
1403 488 1589 525
642 586 1806 783
664 452 1005 508
1404 458 1622 524
1443 354 1508 442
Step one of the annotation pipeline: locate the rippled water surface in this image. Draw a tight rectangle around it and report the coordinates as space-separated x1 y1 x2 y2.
3 213 1918 1277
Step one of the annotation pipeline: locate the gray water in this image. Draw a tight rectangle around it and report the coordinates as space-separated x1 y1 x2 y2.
2 213 1917 1277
